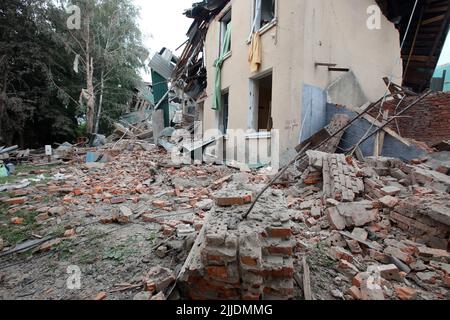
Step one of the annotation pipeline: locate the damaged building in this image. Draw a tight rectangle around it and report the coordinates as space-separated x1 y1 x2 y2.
174 0 450 163
1 0 450 304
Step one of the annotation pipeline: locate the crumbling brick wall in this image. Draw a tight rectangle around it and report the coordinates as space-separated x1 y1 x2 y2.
178 193 295 300
375 92 450 147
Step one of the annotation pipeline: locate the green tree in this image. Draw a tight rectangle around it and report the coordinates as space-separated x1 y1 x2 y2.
0 0 81 147
57 0 147 135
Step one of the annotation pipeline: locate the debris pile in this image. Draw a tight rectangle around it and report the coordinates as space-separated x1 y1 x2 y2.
179 183 295 300
286 151 450 300
0 134 449 300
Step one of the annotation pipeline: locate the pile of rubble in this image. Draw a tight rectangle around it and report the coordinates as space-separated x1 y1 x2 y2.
177 149 449 300
0 140 244 300
0 136 449 300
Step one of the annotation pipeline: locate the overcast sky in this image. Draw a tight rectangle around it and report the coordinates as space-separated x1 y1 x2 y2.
133 0 193 81
438 33 450 66
133 0 450 80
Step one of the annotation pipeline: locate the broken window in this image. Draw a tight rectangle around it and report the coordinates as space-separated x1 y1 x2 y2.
253 0 275 30
218 91 229 134
220 10 232 55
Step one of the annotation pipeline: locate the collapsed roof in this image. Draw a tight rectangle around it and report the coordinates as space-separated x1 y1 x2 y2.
377 0 450 92
172 0 231 100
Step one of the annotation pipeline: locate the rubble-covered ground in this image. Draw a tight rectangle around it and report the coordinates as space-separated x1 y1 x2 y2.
0 141 240 300
0 141 449 300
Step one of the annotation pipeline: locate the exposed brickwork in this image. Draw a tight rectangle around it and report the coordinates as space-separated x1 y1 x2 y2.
390 196 450 250
303 151 364 202
372 92 450 147
178 193 295 300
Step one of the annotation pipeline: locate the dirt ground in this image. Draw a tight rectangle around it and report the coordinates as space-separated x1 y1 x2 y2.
1 141 449 301
0 142 237 300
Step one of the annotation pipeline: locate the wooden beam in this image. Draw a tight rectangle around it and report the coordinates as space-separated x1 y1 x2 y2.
302 257 313 301
421 14 445 26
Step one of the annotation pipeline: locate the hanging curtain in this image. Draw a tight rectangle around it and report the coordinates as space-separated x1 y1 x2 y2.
247 0 262 72
212 24 232 111
248 0 262 41
248 31 262 73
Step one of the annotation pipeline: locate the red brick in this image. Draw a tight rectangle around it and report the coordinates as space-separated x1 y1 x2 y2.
11 189 28 197
266 246 293 256
64 229 76 238
330 246 353 262
240 256 258 266
11 217 24 225
205 266 229 279
142 213 158 223
444 275 450 288
266 227 292 238
303 172 322 185
395 287 417 300
153 200 168 208
242 293 261 300
416 247 450 261
347 286 362 300
352 273 368 287
3 197 28 206
35 212 50 222
262 266 294 278
162 226 175 236
94 292 107 300
215 195 252 207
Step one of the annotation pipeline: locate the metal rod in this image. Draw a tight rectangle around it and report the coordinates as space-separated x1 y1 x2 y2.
352 90 432 150
243 97 387 219
242 143 311 219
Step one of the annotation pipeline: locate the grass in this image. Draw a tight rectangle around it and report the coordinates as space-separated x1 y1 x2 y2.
102 235 141 263
73 230 105 264
78 249 100 264
54 239 74 261
0 207 41 245
147 231 157 245
0 162 65 245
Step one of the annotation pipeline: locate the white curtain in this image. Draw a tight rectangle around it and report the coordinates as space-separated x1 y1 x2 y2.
247 0 261 41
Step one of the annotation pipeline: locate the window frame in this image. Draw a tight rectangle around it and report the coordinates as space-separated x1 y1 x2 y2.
252 0 277 33
220 9 232 56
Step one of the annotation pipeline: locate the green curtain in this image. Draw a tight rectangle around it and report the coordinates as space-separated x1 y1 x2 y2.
212 24 232 111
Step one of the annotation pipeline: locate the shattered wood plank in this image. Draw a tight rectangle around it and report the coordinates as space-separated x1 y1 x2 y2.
302 257 313 300
0 145 19 154
213 174 233 187
0 236 54 257
294 272 303 290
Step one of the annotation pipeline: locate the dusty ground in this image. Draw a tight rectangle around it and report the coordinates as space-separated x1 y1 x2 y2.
1 142 449 301
0 142 237 300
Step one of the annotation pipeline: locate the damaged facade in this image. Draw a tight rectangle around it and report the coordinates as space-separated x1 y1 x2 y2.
177 0 404 155
174 0 450 163
1 0 449 303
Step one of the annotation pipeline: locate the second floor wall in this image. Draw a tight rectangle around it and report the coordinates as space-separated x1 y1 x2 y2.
204 0 402 102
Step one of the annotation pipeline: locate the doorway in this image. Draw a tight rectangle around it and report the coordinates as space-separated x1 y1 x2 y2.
218 90 229 134
249 72 273 131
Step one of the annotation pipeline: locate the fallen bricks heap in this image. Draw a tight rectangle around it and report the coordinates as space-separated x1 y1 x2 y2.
179 182 295 300
178 149 450 300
